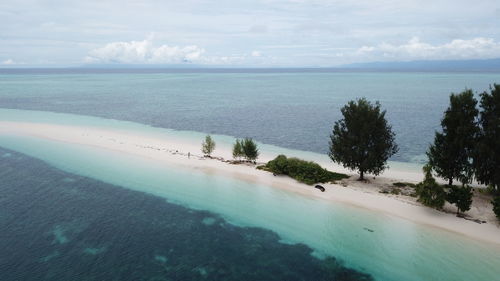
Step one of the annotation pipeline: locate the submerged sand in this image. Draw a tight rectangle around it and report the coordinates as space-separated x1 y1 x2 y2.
0 121 499 245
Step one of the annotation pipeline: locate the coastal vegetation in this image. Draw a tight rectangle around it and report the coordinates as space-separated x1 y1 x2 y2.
260 155 348 185
493 197 500 219
201 135 216 157
427 89 478 186
232 138 259 162
329 98 398 180
416 164 446 209
474 84 500 192
447 185 473 215
232 139 243 160
424 85 500 218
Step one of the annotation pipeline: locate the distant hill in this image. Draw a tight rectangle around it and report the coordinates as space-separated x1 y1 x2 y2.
341 58 500 72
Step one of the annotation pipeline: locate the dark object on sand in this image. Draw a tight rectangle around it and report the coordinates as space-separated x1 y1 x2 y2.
314 185 325 192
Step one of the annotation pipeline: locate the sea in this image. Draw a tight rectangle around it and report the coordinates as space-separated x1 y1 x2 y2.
0 69 499 280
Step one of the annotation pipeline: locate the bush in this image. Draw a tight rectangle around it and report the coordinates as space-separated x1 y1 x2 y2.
447 185 473 215
390 188 401 195
232 139 244 160
493 196 500 220
266 154 288 174
416 164 446 209
242 138 259 161
265 155 348 185
201 135 216 157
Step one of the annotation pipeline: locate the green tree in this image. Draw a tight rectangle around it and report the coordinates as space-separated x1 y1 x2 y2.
492 196 500 220
427 89 478 186
329 98 398 180
474 84 500 192
201 135 216 157
447 185 473 215
242 138 259 161
232 139 244 160
416 164 446 209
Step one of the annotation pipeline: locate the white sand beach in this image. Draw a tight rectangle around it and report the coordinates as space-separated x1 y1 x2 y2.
1 121 499 245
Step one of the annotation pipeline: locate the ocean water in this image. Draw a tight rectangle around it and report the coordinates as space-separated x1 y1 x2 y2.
1 69 498 163
1 109 499 281
0 147 371 281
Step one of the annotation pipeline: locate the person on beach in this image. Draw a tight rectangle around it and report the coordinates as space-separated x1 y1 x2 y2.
188 152 190 159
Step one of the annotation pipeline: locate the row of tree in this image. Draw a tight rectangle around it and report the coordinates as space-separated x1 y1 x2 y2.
201 135 260 162
423 85 500 217
427 85 500 189
327 84 499 219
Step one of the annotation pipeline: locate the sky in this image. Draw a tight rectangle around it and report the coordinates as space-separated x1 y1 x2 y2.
1 0 500 67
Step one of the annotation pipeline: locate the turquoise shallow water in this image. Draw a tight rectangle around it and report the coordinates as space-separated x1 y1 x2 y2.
0 146 371 281
1 109 499 280
1 69 499 163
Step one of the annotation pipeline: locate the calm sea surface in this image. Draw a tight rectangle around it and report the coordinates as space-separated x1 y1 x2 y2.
1 69 500 280
1 69 498 163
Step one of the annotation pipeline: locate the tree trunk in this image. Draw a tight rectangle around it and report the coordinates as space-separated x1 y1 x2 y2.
359 170 364 181
448 178 453 186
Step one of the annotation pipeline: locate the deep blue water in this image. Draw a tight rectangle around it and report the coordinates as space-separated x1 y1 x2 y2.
0 147 371 281
1 69 498 163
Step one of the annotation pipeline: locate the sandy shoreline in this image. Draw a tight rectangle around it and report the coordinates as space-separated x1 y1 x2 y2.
1 121 499 245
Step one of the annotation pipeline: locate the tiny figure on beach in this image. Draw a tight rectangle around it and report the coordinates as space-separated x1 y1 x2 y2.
188 152 191 159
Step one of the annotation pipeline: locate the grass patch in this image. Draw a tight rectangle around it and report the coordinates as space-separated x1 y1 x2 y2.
262 155 349 185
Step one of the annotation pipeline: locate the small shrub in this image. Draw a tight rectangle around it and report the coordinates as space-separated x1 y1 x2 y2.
390 188 401 195
493 196 500 220
447 185 473 215
201 135 216 157
416 164 446 209
242 138 259 161
264 155 348 185
266 154 288 174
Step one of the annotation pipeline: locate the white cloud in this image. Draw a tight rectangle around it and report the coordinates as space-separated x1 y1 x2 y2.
251 51 262 57
2 59 16 65
85 38 275 65
84 39 205 64
352 37 500 61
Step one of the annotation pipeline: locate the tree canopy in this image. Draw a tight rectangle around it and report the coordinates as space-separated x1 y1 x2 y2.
474 84 500 191
201 135 216 157
427 89 478 185
329 98 398 180
232 139 243 160
242 138 259 161
446 185 473 215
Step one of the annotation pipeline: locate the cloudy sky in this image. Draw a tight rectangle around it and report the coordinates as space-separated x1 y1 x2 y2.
1 0 500 67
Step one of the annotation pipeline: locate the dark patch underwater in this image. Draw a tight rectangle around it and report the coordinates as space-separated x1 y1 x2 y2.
0 147 373 281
